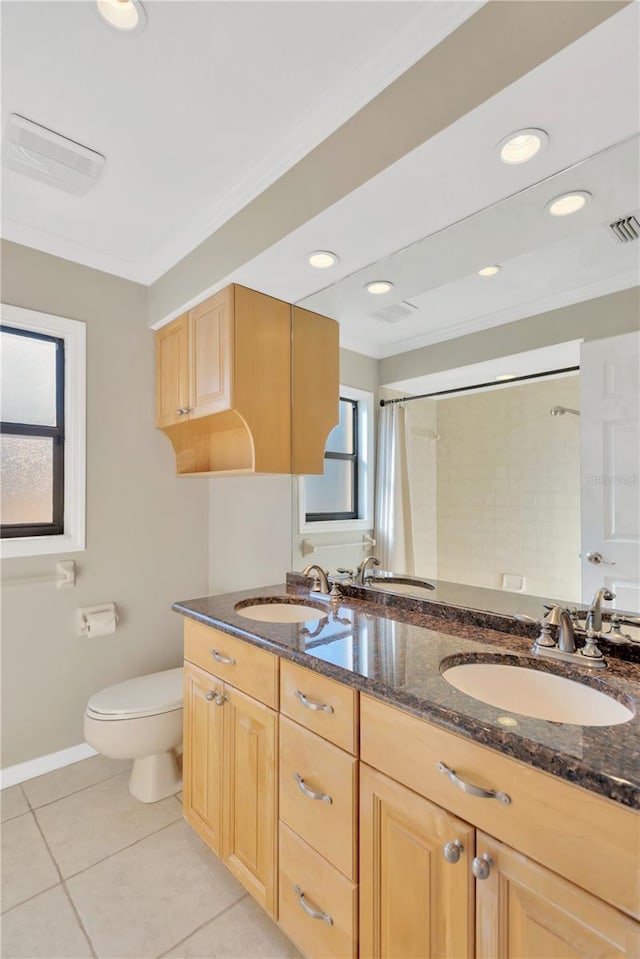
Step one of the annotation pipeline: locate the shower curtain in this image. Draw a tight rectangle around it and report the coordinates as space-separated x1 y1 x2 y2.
375 402 414 574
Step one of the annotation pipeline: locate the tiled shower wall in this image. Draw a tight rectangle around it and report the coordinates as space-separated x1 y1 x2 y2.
434 375 581 600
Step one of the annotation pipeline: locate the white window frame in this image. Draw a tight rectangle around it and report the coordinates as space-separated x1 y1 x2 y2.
298 385 374 533
1 304 86 558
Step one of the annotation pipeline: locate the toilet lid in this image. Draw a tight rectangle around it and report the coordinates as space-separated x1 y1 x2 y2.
87 667 183 719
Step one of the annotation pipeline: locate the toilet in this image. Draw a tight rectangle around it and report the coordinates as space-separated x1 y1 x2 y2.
84 667 184 803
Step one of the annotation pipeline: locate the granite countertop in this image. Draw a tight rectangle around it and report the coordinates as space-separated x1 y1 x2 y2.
173 580 640 810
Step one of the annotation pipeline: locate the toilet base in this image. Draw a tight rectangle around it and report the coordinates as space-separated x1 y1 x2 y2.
129 750 182 803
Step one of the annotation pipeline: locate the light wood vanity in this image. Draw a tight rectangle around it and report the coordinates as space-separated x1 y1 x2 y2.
179 611 639 959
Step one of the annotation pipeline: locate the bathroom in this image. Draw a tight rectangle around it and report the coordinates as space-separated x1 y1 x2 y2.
1 2 639 958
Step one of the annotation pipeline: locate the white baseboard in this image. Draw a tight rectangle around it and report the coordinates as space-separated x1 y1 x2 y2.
1 743 98 790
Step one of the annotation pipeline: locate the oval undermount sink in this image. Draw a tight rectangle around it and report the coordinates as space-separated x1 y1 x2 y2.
235 599 327 624
442 662 634 726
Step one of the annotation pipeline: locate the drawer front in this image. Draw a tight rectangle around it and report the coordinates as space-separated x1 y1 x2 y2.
184 619 278 709
279 822 357 959
280 660 358 754
280 717 358 880
361 695 639 919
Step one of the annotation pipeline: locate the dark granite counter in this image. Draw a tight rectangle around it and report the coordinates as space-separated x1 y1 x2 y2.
173 580 640 810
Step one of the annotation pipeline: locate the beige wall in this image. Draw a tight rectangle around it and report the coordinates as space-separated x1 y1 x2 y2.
435 376 581 599
380 286 640 386
1 240 209 768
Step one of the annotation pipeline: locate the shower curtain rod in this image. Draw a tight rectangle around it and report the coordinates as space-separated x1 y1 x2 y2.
379 366 580 407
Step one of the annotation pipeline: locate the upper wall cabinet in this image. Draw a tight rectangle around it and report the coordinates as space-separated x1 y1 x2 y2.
155 285 339 476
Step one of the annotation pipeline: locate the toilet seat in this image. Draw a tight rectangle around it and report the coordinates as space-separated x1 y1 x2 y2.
87 667 183 721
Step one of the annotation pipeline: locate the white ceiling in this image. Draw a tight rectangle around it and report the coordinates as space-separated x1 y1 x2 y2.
219 3 640 356
0 0 480 283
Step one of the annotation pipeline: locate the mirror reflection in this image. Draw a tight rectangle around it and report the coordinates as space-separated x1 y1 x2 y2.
293 135 640 620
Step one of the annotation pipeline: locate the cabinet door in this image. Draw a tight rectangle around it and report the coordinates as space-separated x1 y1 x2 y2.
360 764 474 959
222 685 277 916
475 832 640 959
189 288 232 418
182 663 224 855
155 314 190 427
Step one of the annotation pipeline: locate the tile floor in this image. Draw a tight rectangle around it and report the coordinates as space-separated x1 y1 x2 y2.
1 755 301 958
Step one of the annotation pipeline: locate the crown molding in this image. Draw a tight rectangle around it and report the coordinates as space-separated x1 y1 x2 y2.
376 270 640 359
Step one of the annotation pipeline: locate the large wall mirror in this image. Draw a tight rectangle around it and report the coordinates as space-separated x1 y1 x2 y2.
292 131 640 618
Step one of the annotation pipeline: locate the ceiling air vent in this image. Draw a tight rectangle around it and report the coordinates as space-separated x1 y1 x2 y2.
3 114 105 195
609 214 640 244
372 301 418 324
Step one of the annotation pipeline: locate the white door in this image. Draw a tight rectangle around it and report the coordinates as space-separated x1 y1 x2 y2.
580 331 640 610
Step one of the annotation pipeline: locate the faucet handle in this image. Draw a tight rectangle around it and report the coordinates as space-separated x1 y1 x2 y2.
516 612 556 649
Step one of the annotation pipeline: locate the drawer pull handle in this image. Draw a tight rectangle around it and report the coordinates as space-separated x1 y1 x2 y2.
436 761 511 805
210 649 236 666
443 839 463 864
472 854 493 880
295 690 334 713
293 884 333 926
294 772 332 805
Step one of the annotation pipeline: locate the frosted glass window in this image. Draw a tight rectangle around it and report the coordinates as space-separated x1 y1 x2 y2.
326 400 355 454
305 459 354 515
0 435 54 525
1 330 58 426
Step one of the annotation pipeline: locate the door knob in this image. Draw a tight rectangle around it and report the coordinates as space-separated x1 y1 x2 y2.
443 839 463 863
472 854 493 880
586 551 616 566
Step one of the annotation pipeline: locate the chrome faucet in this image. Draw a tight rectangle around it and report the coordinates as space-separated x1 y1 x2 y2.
585 587 616 633
301 564 330 595
545 605 576 653
355 556 381 585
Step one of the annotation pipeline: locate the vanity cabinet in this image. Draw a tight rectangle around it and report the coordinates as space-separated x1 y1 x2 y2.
277 664 360 959
182 623 278 915
360 763 474 959
360 694 639 959
156 286 338 476
475 833 639 959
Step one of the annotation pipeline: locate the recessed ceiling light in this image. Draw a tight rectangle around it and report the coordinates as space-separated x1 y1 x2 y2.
498 128 548 165
495 374 517 381
478 265 501 277
366 281 394 295
307 251 338 270
547 191 592 217
97 0 146 32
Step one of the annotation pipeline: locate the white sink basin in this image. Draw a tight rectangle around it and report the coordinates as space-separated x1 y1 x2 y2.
442 662 634 726
235 601 327 624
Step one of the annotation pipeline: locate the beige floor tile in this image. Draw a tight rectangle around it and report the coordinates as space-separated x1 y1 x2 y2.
67 820 245 959
0 884 94 958
0 785 29 823
36 772 181 878
164 895 302 959
1 813 60 913
22 754 131 809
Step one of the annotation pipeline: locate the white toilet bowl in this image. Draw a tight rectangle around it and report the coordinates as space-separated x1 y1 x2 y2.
84 667 183 803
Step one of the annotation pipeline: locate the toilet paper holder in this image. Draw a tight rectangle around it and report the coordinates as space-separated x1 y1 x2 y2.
77 603 118 637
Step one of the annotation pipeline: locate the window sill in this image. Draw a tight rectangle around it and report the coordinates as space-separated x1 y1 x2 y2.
1 532 85 559
299 517 373 534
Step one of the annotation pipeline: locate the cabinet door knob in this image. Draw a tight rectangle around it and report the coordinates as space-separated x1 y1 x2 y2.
293 884 333 926
443 839 463 864
205 691 215 701
214 693 228 707
472 854 493 880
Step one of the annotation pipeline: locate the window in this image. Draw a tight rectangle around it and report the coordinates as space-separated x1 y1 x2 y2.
300 385 374 531
305 397 359 521
1 326 65 538
0 305 86 557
